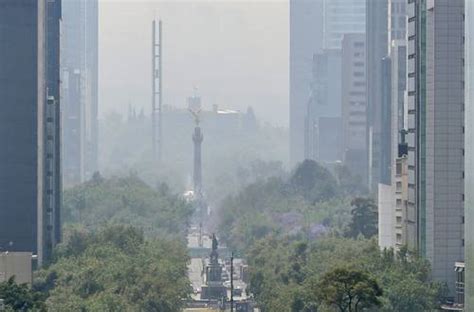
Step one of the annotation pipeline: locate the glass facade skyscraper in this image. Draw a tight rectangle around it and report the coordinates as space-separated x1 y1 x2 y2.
0 0 61 266
62 0 99 186
323 0 366 50
464 0 474 308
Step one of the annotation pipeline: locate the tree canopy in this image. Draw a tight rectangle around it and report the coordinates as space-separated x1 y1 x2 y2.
345 198 378 239
34 225 190 312
245 237 443 312
315 267 383 312
216 160 360 252
63 174 193 239
0 277 47 312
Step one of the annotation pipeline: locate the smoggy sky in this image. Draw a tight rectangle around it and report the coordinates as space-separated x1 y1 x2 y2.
99 0 289 126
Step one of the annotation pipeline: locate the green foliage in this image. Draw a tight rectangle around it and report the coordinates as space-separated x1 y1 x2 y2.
34 225 190 312
315 267 382 312
290 160 339 203
217 160 355 252
246 237 442 312
63 175 193 239
0 277 47 311
345 198 378 239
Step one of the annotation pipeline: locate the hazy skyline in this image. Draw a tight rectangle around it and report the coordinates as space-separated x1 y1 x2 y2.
99 0 289 126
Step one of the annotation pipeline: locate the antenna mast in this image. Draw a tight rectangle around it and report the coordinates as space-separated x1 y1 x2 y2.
152 20 163 162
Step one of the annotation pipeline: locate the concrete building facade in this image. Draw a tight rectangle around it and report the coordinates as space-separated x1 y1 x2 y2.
341 33 367 184
377 0 411 254
0 0 61 265
407 0 465 295
0 252 33 285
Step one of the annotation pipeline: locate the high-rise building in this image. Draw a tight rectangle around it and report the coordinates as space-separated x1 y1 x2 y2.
47 0 62 251
289 0 324 166
341 33 367 184
305 49 342 162
464 0 474 308
377 0 410 254
407 0 464 295
291 0 366 167
366 0 389 191
388 0 407 44
323 0 366 50
62 0 99 186
0 0 61 265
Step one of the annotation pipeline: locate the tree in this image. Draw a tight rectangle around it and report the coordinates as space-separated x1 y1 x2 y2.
290 160 338 203
35 225 190 311
62 175 193 239
0 277 47 311
345 198 378 239
316 267 382 312
245 236 442 312
334 164 368 196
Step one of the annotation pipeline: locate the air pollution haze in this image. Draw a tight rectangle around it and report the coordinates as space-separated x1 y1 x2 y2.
0 0 470 311
99 0 289 126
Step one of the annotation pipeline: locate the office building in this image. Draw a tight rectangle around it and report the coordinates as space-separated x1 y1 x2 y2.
0 0 61 265
62 0 99 186
305 49 342 162
341 33 367 184
323 0 366 50
47 0 62 251
291 0 367 166
377 0 410 253
407 0 464 295
366 0 389 191
464 0 474 308
290 0 324 166
388 0 407 44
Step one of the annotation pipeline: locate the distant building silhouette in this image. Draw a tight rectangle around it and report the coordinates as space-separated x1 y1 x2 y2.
62 0 99 186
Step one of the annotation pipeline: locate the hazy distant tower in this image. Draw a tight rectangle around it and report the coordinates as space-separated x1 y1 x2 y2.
192 119 203 195
152 20 163 163
62 0 99 186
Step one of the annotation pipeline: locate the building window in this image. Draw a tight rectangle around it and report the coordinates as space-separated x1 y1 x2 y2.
396 234 402 243
396 163 402 175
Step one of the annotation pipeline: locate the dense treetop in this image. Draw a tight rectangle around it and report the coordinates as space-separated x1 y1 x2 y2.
62 174 193 239
34 225 190 312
